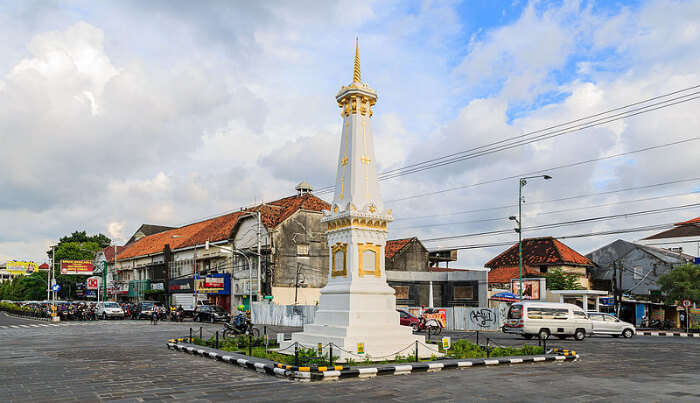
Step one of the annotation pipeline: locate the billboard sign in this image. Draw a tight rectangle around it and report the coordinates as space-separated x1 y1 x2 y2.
60 260 94 275
6 261 38 275
511 279 541 300
86 276 101 290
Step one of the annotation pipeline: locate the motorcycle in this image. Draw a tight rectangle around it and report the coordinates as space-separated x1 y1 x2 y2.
171 310 184 322
649 319 674 330
223 314 260 338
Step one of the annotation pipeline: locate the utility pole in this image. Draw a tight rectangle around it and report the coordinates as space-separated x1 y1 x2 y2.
612 261 618 316
257 210 262 301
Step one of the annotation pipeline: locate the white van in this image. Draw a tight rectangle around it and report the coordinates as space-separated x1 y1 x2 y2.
503 301 593 341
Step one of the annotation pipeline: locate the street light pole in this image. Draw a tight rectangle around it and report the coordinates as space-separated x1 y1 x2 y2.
511 175 552 301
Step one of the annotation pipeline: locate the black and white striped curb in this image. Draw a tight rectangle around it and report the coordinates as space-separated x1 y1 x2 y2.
2 312 52 322
639 331 700 338
167 341 578 382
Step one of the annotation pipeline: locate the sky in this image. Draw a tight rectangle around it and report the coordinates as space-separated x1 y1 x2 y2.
1 0 699 267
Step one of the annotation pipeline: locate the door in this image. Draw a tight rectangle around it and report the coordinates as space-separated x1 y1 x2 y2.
603 315 620 333
635 304 646 327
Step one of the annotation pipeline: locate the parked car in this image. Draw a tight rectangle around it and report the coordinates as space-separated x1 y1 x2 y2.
503 301 593 341
193 305 230 323
397 309 420 331
133 301 159 320
588 312 635 338
96 302 125 320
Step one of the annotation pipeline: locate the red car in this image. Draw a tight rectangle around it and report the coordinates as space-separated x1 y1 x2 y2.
397 309 420 331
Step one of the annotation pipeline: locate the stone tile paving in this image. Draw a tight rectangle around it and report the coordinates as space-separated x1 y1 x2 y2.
1 314 699 402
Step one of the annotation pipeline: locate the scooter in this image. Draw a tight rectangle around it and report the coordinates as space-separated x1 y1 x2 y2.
223 314 260 338
171 310 184 322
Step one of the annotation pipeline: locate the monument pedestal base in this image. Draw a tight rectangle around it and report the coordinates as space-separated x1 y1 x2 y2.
280 282 441 362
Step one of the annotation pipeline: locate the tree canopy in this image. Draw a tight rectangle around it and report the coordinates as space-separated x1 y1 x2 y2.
657 264 700 305
545 268 583 290
0 230 111 301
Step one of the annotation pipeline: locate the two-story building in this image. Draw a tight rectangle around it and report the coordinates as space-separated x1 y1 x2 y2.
115 184 330 311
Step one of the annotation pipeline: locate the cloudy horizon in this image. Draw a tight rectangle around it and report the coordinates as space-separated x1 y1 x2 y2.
1 0 699 266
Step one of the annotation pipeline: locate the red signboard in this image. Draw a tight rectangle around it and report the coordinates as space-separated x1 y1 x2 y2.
60 260 94 275
204 276 225 288
86 276 100 290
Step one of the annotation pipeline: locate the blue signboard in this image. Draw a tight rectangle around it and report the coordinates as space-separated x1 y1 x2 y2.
599 297 615 306
695 257 700 264
51 284 61 292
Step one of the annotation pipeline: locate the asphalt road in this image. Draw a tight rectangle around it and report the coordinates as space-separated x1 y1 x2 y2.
1 313 699 402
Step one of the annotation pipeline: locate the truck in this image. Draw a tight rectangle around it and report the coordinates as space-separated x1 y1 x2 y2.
172 294 208 317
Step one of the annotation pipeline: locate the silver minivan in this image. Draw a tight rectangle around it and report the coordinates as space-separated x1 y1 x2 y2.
503 301 593 341
588 312 635 338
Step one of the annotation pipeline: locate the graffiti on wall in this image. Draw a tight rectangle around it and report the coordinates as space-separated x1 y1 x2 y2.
469 308 497 328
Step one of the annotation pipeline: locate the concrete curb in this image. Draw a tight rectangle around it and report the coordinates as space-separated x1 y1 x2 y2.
2 312 52 322
166 340 579 382
639 331 700 338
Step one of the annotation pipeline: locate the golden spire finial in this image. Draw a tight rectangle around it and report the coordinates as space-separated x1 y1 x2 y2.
353 37 361 83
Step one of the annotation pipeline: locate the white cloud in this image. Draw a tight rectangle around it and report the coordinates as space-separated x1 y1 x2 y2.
1 0 699 268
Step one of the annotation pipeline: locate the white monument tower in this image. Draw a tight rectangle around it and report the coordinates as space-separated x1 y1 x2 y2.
282 40 434 361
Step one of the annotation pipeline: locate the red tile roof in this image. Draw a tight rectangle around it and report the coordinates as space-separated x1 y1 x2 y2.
674 217 700 226
385 238 415 259
117 193 330 261
488 266 541 283
103 246 127 262
485 237 592 269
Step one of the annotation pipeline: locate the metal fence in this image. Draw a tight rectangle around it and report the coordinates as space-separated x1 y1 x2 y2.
251 303 318 327
405 305 508 331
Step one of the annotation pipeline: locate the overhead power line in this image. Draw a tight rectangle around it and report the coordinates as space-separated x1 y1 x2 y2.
386 136 700 203
393 180 700 221
315 84 700 194
419 202 700 243
427 223 676 251
390 190 700 230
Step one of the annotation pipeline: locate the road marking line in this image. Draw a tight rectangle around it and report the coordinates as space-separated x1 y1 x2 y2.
9 325 20 328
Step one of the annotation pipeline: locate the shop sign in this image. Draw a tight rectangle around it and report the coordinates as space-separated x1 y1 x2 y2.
169 278 193 293
196 273 230 295
86 276 101 290
151 282 165 291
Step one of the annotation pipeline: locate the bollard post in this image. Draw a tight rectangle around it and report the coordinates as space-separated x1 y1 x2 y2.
199 327 202 340
486 338 490 357
294 342 299 367
427 326 431 342
264 325 267 336
330 344 334 367
189 328 192 343
415 340 419 362
543 337 547 352
216 331 219 349
248 332 253 356
476 330 479 346
538 334 541 347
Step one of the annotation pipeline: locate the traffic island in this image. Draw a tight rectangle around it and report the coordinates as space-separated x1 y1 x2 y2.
166 339 579 382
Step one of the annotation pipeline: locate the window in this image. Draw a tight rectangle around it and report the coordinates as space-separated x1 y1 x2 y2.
573 311 588 319
527 307 569 319
454 286 474 299
394 286 409 300
297 244 309 256
603 315 617 322
633 267 643 280
508 305 522 319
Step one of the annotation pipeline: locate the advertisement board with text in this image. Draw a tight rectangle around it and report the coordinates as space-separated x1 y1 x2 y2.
60 260 94 275
6 261 39 275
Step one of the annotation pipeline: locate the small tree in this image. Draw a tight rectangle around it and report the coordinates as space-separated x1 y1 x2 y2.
657 264 700 305
545 268 583 290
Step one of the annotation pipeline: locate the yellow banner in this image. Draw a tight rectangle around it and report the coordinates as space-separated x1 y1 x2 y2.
6 261 38 275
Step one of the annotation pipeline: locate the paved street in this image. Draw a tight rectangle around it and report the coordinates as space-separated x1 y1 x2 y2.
1 313 699 402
